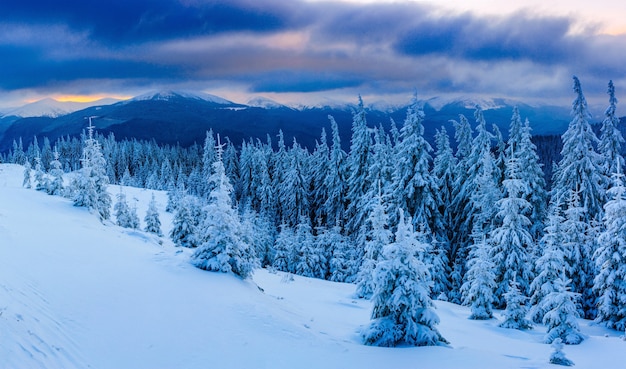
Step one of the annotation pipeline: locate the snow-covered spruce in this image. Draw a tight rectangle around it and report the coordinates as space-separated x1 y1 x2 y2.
594 170 626 331
362 212 447 347
499 276 532 330
169 195 201 248
144 193 163 236
542 273 584 345
191 145 257 279
461 228 496 320
549 338 575 366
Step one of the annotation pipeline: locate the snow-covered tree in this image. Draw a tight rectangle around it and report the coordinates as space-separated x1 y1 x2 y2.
599 80 625 178
362 212 447 347
328 230 358 283
345 96 372 234
529 204 568 324
273 223 295 273
144 193 163 236
169 195 201 248
594 170 626 331
323 116 347 229
542 272 584 345
433 126 456 252
22 161 32 188
355 190 392 299
46 149 64 196
490 157 533 306
551 76 607 223
70 119 112 221
461 228 496 320
499 276 532 330
34 156 48 191
114 189 134 228
293 216 325 279
549 338 575 366
192 139 257 278
390 96 438 235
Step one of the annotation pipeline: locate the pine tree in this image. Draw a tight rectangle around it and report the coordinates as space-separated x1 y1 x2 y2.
70 119 111 221
390 96 438 236
328 231 358 283
345 96 372 235
362 212 447 347
46 149 64 196
499 276 532 330
529 204 568 323
551 76 607 223
599 80 625 178
542 272 584 345
490 157 533 307
170 195 200 248
34 156 48 191
323 116 347 228
114 188 133 228
461 228 496 320
293 216 324 279
549 338 575 366
273 223 295 273
22 161 32 188
144 193 163 236
594 170 626 331
433 126 456 256
191 138 257 279
355 190 392 299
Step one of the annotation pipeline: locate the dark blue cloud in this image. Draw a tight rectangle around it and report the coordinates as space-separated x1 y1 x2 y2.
394 11 579 64
0 0 312 43
250 70 364 93
0 45 179 90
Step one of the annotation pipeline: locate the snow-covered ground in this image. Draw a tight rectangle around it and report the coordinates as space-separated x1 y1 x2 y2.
1 163 625 369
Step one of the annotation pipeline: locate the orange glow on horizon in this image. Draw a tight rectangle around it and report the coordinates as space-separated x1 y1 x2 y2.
53 94 132 103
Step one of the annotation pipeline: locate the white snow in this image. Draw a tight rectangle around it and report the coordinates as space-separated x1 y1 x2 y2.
130 90 234 105
247 96 287 109
2 98 120 118
1 163 626 369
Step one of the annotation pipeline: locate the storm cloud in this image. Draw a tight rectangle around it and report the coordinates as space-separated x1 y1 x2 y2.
1 0 625 106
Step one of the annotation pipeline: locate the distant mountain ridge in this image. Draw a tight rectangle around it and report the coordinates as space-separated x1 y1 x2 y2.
0 90 580 155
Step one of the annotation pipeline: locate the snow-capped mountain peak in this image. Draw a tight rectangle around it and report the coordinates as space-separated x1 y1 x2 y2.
2 97 121 118
247 96 287 109
131 90 234 105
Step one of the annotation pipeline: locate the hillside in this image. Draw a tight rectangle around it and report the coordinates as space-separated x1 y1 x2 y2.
1 163 625 369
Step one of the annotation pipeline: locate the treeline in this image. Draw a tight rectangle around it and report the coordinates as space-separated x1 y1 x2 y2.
5 78 626 347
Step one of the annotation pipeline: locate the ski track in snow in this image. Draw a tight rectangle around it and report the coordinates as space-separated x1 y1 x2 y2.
2 163 626 369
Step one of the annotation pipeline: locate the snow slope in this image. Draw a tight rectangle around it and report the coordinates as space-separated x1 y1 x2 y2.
1 163 625 369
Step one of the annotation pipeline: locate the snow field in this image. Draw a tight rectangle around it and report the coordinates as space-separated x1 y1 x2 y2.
1 163 626 368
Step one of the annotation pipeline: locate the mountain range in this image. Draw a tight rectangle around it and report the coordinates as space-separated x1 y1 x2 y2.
0 90 584 154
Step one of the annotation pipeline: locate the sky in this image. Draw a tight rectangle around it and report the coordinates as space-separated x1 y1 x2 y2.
1 0 626 111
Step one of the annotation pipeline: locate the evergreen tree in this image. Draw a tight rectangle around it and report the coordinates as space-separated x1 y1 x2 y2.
433 126 456 257
561 188 595 317
549 338 575 366
499 276 532 330
170 195 200 248
594 170 626 331
529 204 568 323
22 161 32 188
70 119 112 221
542 272 584 345
191 139 257 278
328 231 358 283
355 190 392 299
390 96 439 236
490 157 533 307
144 193 163 236
323 116 347 228
461 228 496 320
551 76 607 223
34 156 48 191
47 149 64 196
293 216 324 279
362 212 447 347
599 80 625 178
345 96 372 234
273 223 295 273
114 188 134 228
